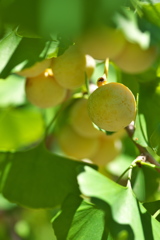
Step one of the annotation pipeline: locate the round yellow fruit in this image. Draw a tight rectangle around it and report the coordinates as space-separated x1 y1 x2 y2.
17 59 52 78
88 82 136 132
57 124 100 159
25 69 67 108
51 45 86 89
78 25 126 60
85 54 96 79
90 136 122 166
113 41 157 73
69 98 103 138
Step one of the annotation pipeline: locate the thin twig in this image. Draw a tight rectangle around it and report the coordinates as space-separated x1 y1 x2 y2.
125 124 160 173
116 166 131 183
45 101 68 138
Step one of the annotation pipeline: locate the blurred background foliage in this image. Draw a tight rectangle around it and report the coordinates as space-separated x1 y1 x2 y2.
0 0 160 239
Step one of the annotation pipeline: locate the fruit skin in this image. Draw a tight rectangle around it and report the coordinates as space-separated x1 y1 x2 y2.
78 25 126 60
17 59 52 78
57 124 100 160
113 41 157 74
69 98 103 138
25 69 67 108
51 45 86 90
85 54 96 79
90 135 122 166
88 82 136 132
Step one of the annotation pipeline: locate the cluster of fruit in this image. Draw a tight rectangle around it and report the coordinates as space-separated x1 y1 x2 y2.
17 45 95 108
76 25 157 74
15 24 157 165
56 97 124 166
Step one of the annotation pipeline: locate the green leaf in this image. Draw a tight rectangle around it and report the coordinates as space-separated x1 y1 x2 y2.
0 30 22 76
140 2 160 28
0 30 50 78
133 113 149 147
131 165 160 202
67 200 105 240
119 72 139 97
132 79 160 152
143 200 160 222
77 166 160 239
0 145 97 208
0 74 25 107
52 195 82 240
150 124 160 155
15 25 42 39
131 167 146 202
0 107 45 151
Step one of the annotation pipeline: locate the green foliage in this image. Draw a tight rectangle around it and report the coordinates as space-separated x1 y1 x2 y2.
0 143 97 208
77 166 160 240
131 164 160 202
0 1 160 239
0 107 44 151
0 30 58 78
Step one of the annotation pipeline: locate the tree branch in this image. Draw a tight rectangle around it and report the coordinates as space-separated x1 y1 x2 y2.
125 123 160 173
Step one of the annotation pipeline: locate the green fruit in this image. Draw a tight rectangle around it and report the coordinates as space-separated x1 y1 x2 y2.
78 25 126 60
25 69 67 108
57 124 100 160
113 41 157 73
88 82 136 132
17 59 52 78
51 45 86 89
69 98 103 138
91 135 122 166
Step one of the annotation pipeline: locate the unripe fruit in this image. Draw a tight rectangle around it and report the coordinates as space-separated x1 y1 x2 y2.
85 55 96 79
69 98 103 138
90 136 122 166
51 45 86 89
57 124 100 159
113 41 157 73
78 26 126 60
17 59 52 78
25 69 67 108
88 82 136 132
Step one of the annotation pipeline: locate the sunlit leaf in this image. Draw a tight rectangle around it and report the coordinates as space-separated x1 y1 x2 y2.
133 113 149 147
52 195 82 240
0 30 22 75
77 166 160 239
140 2 160 27
52 198 106 240
0 30 51 78
132 165 160 202
134 80 160 154
67 201 105 240
0 74 25 107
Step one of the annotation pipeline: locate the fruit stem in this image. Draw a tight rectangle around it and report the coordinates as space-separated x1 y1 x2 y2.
104 58 109 77
116 166 131 183
125 124 160 173
97 58 109 87
44 101 69 138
